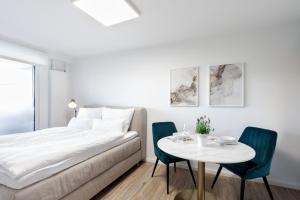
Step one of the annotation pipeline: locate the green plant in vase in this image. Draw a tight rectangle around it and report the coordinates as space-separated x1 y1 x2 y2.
196 115 214 134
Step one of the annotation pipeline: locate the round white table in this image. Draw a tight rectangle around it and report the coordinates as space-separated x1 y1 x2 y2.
158 135 255 200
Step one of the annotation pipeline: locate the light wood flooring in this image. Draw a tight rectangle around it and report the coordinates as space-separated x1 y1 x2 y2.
93 162 300 200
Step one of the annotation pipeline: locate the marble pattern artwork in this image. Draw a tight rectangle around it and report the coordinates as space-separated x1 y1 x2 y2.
209 63 244 106
170 67 198 106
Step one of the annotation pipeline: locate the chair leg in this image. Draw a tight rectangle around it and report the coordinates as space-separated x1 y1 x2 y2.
151 158 159 177
211 166 223 189
240 179 245 200
174 162 176 172
187 160 197 187
167 163 170 194
263 177 274 200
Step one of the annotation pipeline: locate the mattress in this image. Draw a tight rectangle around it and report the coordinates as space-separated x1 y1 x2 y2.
0 127 138 189
0 138 141 200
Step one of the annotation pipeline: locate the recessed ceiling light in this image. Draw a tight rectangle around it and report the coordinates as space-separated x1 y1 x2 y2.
72 0 139 26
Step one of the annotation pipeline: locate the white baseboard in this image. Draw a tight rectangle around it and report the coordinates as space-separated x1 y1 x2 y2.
146 157 300 190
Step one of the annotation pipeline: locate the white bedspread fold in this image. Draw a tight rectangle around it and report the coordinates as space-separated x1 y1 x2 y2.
0 127 130 189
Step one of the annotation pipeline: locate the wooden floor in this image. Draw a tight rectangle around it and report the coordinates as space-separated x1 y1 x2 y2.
93 162 300 200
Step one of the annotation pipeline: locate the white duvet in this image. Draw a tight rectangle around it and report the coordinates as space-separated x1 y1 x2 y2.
0 127 131 189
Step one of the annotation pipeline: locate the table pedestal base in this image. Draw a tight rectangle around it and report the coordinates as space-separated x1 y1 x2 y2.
174 190 216 200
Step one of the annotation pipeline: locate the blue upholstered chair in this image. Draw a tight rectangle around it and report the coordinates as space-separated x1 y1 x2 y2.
211 127 278 200
152 122 196 194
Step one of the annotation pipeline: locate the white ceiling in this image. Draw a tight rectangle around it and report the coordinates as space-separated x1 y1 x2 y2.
0 0 299 59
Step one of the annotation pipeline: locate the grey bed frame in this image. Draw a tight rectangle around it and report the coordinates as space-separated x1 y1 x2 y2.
0 106 147 200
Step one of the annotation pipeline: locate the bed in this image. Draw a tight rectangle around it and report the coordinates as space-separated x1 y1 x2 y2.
0 106 147 200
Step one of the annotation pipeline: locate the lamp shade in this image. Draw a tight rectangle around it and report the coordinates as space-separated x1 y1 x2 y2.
68 99 77 109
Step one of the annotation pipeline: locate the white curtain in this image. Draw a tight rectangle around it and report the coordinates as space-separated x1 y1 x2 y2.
0 58 34 134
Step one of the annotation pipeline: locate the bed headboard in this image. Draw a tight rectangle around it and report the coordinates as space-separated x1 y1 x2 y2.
84 105 147 161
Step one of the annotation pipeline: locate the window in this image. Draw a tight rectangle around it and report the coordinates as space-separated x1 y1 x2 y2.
0 58 35 134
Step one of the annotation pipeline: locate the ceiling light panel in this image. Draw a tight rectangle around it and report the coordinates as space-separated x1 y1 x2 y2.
72 0 139 26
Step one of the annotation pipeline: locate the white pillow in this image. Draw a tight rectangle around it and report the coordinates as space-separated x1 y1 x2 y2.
77 107 102 119
102 107 134 132
92 119 124 132
68 117 93 130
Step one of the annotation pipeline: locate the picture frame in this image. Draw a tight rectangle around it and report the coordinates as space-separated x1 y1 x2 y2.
209 63 244 107
170 67 199 107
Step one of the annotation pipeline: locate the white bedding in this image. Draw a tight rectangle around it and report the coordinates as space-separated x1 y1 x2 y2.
0 127 138 189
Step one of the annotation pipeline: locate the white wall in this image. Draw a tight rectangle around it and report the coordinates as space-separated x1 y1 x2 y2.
0 39 49 66
70 24 300 189
36 66 70 129
49 70 70 127
34 66 49 129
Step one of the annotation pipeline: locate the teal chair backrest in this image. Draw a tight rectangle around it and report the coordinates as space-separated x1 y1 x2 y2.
239 127 277 176
152 122 177 158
